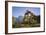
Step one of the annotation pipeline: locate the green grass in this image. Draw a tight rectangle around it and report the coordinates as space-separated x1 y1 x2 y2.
12 23 40 28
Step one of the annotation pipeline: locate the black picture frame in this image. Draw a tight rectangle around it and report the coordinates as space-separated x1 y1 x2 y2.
5 1 45 34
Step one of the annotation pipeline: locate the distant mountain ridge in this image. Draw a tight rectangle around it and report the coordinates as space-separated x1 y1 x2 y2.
13 16 24 24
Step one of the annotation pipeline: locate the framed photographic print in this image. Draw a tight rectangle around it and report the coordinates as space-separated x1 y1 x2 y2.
5 1 45 34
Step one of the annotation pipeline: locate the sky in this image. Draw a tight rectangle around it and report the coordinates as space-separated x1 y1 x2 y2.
12 7 40 17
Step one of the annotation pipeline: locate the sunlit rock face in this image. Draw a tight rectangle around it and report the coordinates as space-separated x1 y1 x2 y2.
23 10 34 24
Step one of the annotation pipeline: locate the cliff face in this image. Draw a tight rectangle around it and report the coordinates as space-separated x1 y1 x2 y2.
23 10 40 27
23 10 36 24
